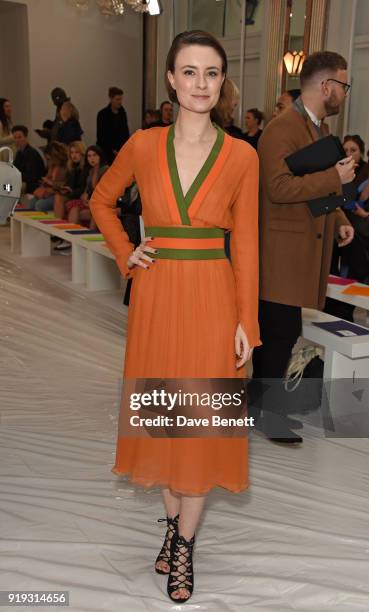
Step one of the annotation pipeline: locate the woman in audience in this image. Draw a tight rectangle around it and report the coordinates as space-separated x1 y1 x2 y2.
54 141 87 217
212 77 243 138
142 109 160 129
53 141 87 250
0 98 16 160
243 108 263 150
66 145 108 230
343 134 369 186
56 101 83 145
29 141 68 211
340 135 369 283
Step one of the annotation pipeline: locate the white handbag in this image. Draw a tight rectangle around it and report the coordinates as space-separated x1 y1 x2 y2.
0 146 22 225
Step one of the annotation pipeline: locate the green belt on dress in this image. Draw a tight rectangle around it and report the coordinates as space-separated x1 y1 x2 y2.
144 226 226 260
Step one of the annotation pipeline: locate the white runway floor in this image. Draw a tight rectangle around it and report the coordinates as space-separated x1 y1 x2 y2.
1 227 369 611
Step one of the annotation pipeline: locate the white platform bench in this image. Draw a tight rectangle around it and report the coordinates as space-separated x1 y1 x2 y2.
302 308 369 380
326 275 369 313
10 211 123 292
302 309 369 432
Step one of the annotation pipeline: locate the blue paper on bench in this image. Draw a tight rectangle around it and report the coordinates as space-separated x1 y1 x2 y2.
312 320 369 337
65 229 101 234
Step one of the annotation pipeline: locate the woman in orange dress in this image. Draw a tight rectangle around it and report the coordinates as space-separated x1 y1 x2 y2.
90 30 260 604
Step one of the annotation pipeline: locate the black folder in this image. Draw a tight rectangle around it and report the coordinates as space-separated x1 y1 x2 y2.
285 135 345 176
285 136 355 217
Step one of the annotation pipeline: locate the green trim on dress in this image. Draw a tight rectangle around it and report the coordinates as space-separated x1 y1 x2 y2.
145 226 224 238
167 124 225 225
145 247 226 260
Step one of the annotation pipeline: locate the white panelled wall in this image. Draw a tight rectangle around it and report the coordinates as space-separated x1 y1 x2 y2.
0 0 142 147
157 0 367 143
350 0 369 151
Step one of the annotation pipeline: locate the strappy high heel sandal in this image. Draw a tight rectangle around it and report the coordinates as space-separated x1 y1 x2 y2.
167 530 195 603
155 514 179 575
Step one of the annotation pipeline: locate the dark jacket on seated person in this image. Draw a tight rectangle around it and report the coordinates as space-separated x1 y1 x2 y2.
14 144 45 193
56 118 83 145
64 162 89 201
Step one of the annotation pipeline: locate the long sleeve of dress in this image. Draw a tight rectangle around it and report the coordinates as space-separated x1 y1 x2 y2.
89 133 138 278
230 148 261 348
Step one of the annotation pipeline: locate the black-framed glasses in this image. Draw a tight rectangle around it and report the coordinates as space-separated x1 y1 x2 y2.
325 78 351 94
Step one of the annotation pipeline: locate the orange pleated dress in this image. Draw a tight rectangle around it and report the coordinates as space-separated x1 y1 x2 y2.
90 125 260 495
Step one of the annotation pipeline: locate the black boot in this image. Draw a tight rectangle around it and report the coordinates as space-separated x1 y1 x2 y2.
167 530 195 603
155 514 179 575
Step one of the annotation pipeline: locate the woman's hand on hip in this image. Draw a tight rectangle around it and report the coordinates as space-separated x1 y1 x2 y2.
127 236 156 270
235 323 252 368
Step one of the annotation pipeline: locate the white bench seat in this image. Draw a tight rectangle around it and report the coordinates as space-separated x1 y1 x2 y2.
10 211 123 292
302 308 369 379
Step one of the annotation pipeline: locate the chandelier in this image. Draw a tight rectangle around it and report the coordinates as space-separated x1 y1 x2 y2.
68 0 159 16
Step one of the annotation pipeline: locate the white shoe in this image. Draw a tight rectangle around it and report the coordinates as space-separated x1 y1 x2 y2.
54 240 71 251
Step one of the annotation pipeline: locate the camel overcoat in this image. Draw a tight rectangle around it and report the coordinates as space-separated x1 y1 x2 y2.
258 104 350 310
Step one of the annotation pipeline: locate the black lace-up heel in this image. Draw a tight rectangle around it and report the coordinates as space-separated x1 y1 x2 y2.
167 530 195 603
155 514 179 575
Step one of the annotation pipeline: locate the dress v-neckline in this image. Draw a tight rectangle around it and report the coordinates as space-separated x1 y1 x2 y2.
166 124 225 225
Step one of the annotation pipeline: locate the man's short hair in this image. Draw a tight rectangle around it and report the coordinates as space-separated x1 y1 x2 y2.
12 124 28 136
109 86 123 98
300 51 347 88
286 88 301 101
160 100 171 112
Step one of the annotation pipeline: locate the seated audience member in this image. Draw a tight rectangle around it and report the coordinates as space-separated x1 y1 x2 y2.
142 109 160 129
56 101 83 145
0 97 16 160
340 135 369 281
343 134 369 186
53 141 87 250
12 125 45 195
53 140 87 221
243 108 264 149
29 141 68 211
149 101 173 127
64 145 108 237
272 88 301 118
325 135 369 320
212 78 243 139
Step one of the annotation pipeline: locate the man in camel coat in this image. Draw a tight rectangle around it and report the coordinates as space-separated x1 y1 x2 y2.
252 51 355 443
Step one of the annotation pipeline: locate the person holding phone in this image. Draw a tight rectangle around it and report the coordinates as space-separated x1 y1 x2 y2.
253 51 354 444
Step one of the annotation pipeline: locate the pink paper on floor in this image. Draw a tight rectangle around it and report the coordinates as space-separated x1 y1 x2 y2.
328 275 356 286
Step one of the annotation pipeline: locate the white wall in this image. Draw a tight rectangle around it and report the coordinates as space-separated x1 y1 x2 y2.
325 0 369 149
0 0 143 147
0 1 31 131
349 0 369 154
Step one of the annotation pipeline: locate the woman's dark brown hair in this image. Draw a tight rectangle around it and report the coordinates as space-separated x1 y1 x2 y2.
0 98 11 134
247 108 264 126
165 30 227 107
85 145 105 167
343 134 365 157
